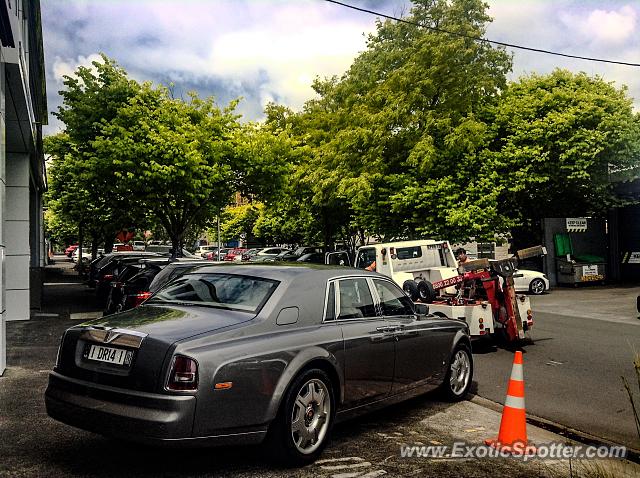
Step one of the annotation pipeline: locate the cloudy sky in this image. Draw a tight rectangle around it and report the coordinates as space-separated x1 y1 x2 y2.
41 0 640 135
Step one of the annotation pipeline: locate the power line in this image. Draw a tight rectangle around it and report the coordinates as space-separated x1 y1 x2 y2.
324 0 640 68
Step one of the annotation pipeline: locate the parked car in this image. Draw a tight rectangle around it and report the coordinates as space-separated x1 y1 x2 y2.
94 254 163 303
88 252 162 288
116 259 212 314
514 269 550 295
65 244 79 257
132 241 146 251
223 248 248 262
71 247 92 263
104 258 173 315
274 246 324 262
296 252 326 264
46 265 472 465
206 248 229 261
146 244 197 257
250 247 291 262
240 248 262 261
197 245 220 258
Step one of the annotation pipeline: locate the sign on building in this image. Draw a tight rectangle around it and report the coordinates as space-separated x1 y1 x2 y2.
566 218 588 232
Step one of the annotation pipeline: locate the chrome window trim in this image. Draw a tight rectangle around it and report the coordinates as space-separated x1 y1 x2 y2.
322 276 382 324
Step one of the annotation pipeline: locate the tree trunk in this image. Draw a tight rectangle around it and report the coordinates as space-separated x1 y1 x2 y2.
91 232 99 260
104 236 114 254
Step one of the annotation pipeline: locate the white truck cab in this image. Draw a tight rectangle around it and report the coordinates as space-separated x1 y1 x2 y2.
354 240 459 294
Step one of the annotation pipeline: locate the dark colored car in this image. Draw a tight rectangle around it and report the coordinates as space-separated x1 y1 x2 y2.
117 260 212 313
89 252 161 288
105 258 173 315
46 265 472 465
274 246 323 262
95 255 163 303
296 252 325 264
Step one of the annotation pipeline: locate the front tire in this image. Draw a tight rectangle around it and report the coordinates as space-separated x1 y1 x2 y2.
266 369 334 466
440 344 473 402
529 278 546 295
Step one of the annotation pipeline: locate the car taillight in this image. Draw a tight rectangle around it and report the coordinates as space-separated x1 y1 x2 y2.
133 291 152 307
167 356 198 391
103 274 114 281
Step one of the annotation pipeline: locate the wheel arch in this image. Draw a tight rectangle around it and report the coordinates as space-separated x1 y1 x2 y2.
265 348 343 424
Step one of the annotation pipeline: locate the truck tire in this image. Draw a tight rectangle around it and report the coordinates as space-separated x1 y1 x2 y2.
417 280 436 303
403 280 419 301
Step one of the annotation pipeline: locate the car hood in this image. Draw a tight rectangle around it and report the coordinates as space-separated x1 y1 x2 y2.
82 303 256 343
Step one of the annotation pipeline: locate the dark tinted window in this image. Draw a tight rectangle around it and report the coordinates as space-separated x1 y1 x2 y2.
325 282 336 321
338 278 376 320
374 280 415 316
396 246 422 260
150 273 279 313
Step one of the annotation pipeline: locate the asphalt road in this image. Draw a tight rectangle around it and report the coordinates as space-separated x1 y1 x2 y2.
473 288 640 449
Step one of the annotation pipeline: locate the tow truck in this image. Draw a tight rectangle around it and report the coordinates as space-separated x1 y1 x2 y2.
354 241 545 343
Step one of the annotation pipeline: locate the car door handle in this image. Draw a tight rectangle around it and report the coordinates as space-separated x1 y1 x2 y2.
376 326 395 333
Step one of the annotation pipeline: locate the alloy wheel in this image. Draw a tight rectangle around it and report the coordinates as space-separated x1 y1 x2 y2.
290 378 331 455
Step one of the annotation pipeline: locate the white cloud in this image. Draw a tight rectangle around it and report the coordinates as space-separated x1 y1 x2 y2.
560 5 637 45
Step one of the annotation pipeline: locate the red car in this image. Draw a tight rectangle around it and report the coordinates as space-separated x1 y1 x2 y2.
223 248 248 262
65 244 79 257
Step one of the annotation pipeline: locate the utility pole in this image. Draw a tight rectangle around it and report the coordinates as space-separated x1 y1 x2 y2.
217 213 221 261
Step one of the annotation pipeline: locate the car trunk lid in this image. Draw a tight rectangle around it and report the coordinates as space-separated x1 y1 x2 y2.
56 304 256 392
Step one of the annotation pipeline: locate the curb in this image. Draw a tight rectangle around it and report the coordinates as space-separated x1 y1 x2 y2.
470 395 640 464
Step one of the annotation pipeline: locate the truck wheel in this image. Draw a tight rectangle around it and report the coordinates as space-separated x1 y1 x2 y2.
403 280 419 301
417 280 436 303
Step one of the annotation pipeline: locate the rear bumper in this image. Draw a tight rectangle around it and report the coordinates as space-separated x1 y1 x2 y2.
45 372 267 447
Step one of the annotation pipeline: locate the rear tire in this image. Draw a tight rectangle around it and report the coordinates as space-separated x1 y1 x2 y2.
440 344 473 402
529 278 546 295
403 280 419 301
266 369 334 467
417 280 436 303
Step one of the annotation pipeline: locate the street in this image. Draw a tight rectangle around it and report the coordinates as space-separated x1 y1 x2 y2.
474 287 640 449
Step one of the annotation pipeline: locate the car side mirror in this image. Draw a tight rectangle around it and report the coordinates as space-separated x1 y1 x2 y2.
414 303 429 315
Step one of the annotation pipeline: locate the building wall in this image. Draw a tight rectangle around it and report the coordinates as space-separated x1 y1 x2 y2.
5 152 29 321
0 56 6 374
0 0 47 374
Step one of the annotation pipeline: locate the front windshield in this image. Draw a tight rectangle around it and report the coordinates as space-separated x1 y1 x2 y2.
148 273 279 313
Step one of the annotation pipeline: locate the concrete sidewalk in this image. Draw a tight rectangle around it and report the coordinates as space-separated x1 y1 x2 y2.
0 260 638 477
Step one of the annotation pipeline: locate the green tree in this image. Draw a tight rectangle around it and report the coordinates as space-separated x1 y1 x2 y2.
50 56 147 258
266 0 513 246
93 86 241 255
487 69 640 246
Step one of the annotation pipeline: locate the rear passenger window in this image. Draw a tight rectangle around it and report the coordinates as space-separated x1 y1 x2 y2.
338 278 377 320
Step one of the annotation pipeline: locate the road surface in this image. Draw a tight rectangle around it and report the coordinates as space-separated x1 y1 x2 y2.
474 287 640 449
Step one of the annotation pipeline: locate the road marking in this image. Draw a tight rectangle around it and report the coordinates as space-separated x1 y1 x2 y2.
316 457 365 465
321 462 371 471
546 360 564 366
70 312 103 320
361 472 386 478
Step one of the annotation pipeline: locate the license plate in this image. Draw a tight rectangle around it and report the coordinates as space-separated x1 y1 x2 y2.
86 345 132 366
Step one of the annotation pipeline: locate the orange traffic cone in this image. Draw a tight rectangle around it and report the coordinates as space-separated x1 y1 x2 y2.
485 351 536 454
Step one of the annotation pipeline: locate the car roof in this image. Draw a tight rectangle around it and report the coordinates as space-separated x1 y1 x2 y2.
185 263 376 282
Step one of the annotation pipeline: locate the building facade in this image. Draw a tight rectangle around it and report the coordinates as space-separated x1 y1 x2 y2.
0 0 47 374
